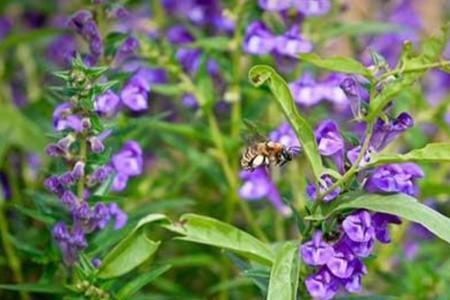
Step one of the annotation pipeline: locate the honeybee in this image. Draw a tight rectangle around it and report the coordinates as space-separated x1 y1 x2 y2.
240 121 300 171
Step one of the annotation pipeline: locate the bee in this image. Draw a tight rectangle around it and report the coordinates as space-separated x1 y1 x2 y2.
240 120 300 171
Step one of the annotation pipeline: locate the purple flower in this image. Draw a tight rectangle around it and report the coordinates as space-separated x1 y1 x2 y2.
326 243 356 278
364 163 424 197
372 213 401 243
95 90 120 117
305 268 339 300
72 161 85 180
340 76 369 118
176 48 202 74
109 203 128 229
296 0 331 16
289 73 347 107
92 258 102 268
167 25 195 45
342 235 375 258
182 94 199 109
315 120 345 173
306 175 340 202
52 222 87 265
89 166 112 186
300 231 334 266
269 122 300 149
111 141 143 192
275 25 313 58
342 210 375 243
243 21 276 55
341 259 367 293
44 176 64 195
61 190 77 208
370 113 414 151
47 35 77 66
258 0 292 11
239 168 291 215
53 103 73 130
346 145 374 167
88 136 105 153
119 36 139 54
120 75 150 111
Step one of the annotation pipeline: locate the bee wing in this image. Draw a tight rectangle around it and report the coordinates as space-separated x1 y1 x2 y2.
241 119 267 145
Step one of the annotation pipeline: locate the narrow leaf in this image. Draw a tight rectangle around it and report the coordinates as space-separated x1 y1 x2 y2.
0 283 66 294
365 143 450 168
329 194 450 244
267 241 300 300
116 264 172 299
97 214 170 279
248 65 326 180
299 53 371 77
164 214 274 265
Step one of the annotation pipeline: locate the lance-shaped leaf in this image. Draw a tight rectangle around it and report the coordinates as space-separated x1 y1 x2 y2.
164 214 274 265
365 143 450 168
299 53 371 77
97 214 170 279
267 241 300 300
367 24 449 121
116 264 172 299
0 283 66 294
248 65 326 180
327 193 450 244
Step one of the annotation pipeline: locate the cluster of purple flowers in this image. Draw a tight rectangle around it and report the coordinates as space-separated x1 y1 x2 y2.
301 211 401 299
44 62 142 265
68 10 103 66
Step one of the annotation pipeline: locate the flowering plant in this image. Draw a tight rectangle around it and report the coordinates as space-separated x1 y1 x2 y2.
0 1 449 300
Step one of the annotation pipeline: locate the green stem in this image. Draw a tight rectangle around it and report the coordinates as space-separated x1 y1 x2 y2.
310 121 375 214
0 194 29 300
379 60 450 82
77 138 87 201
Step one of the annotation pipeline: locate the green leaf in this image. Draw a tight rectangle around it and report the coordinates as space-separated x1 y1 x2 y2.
367 25 449 121
97 214 170 279
188 36 230 51
0 283 66 294
248 65 326 180
328 193 450 244
365 143 450 168
266 241 300 300
298 53 371 77
0 104 47 158
0 28 63 52
164 214 274 265
116 264 172 299
322 22 403 40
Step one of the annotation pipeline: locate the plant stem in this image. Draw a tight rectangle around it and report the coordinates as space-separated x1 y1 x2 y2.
0 195 29 300
379 60 450 82
77 138 87 201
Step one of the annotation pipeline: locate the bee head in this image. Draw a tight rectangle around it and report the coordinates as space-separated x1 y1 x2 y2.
280 148 293 161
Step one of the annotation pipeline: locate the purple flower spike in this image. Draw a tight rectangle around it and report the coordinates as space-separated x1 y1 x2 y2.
258 0 292 11
120 75 150 111
315 120 345 173
372 213 402 243
296 0 331 16
52 222 87 265
342 210 375 243
95 90 120 117
364 163 424 197
243 21 276 55
275 25 313 58
300 231 334 266
305 268 339 300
